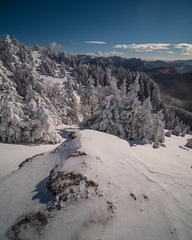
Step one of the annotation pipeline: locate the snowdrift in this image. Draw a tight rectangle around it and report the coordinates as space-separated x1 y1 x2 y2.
0 129 192 240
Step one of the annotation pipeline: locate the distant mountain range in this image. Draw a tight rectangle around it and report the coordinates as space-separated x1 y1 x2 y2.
77 55 192 73
77 55 192 112
143 66 192 112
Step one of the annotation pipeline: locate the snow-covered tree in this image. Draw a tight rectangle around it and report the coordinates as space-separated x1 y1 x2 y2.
105 76 119 96
32 41 42 51
81 76 99 117
122 73 141 139
58 62 66 78
1 35 190 145
152 110 165 143
30 106 61 143
39 55 56 77
120 78 127 98
86 94 124 138
78 81 84 94
136 97 154 143
86 73 165 146
0 82 61 143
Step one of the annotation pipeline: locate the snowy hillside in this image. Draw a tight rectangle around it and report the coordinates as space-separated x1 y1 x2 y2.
1 35 192 239
0 127 192 240
0 35 80 144
1 35 191 146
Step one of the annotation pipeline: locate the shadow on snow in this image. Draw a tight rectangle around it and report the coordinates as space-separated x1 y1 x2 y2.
32 177 56 204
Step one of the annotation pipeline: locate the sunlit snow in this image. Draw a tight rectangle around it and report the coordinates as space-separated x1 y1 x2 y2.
0 126 192 240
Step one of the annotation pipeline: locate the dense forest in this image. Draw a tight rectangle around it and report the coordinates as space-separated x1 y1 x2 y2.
0 35 191 146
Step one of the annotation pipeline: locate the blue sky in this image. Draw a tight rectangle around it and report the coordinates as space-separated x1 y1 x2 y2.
1 0 192 60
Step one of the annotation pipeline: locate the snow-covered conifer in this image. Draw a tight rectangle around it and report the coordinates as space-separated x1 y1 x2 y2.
86 94 124 138
136 97 154 143
120 78 127 98
151 84 162 112
124 74 141 139
78 81 84 94
172 125 182 136
30 106 61 143
80 76 99 117
104 67 112 86
58 62 66 78
105 76 119 96
138 76 145 102
32 41 42 51
152 110 165 143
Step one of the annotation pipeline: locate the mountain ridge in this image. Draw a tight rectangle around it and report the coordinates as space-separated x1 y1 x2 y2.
77 55 192 112
143 66 192 111
77 55 192 72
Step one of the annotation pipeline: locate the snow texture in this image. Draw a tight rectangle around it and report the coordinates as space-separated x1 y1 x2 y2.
0 127 192 240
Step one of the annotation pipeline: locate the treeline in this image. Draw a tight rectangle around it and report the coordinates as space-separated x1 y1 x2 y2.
0 35 191 144
50 49 192 133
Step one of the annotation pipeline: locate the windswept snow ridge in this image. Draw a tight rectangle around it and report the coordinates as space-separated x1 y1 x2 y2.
0 129 192 240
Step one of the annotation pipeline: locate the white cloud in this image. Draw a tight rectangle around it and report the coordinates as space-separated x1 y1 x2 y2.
85 41 106 44
114 44 128 49
113 43 170 52
167 51 174 54
47 42 63 50
174 43 192 55
85 50 123 57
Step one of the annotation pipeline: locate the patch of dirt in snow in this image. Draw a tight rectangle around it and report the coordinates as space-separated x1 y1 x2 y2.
8 211 51 240
46 164 98 203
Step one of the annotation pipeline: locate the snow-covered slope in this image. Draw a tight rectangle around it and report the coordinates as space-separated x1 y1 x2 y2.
1 35 191 146
0 128 192 240
0 35 81 144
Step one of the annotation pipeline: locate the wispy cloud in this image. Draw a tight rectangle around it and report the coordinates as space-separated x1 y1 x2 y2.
178 19 188 24
113 43 170 52
174 43 192 55
47 42 63 50
85 50 123 57
85 41 106 44
71 41 79 45
178 19 189 26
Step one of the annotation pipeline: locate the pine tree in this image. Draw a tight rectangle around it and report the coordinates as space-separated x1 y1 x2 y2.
152 110 165 143
58 62 66 78
124 73 141 139
136 97 154 143
32 41 42 51
86 94 124 137
78 81 84 94
105 76 119 96
80 76 98 117
120 78 127 98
